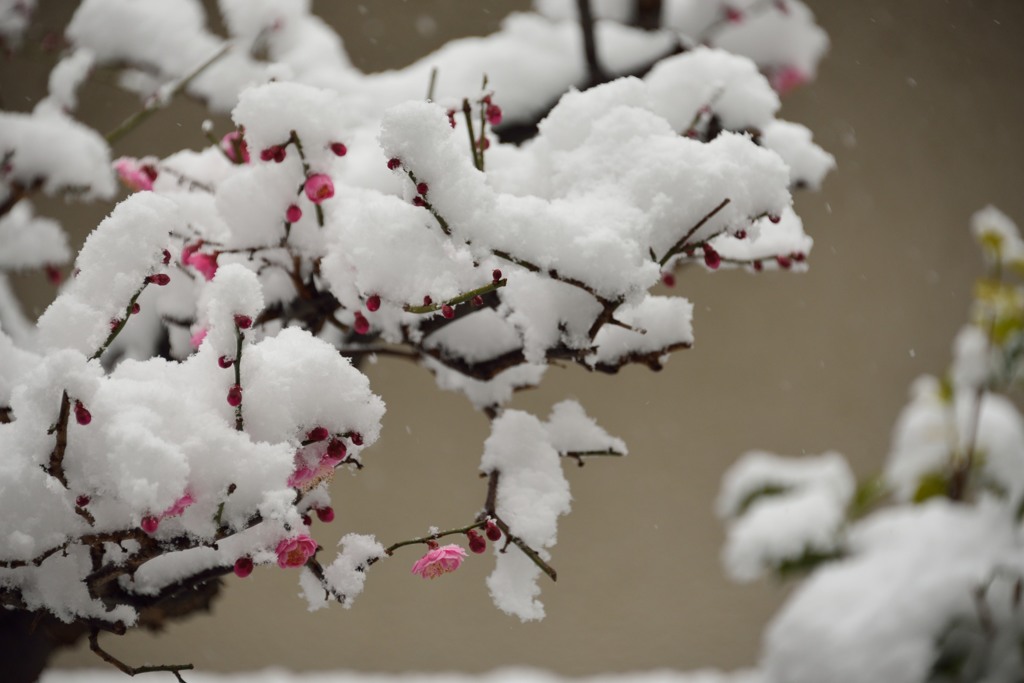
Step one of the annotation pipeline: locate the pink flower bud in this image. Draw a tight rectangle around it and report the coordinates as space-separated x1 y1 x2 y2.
330 142 348 157
233 557 254 578
486 104 502 126
485 518 501 541
146 274 170 286
441 304 454 319
260 145 286 163
770 66 806 96
141 515 159 534
492 269 502 283
703 245 721 270
315 506 335 523
74 400 91 426
411 544 466 579
387 158 401 170
220 131 250 164
307 426 329 442
191 327 207 349
189 252 219 281
227 384 242 407
286 204 302 223
416 182 428 196
304 174 335 204
218 355 234 369
467 529 486 554
366 294 381 312
353 312 370 335
275 534 317 568
471 295 484 307
234 314 253 329
114 157 156 192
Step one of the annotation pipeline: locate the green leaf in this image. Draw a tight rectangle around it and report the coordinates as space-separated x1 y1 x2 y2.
913 471 950 503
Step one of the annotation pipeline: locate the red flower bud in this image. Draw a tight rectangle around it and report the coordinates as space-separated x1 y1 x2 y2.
141 515 159 534
492 269 502 283
233 557 253 578
661 272 676 287
350 432 363 446
486 104 503 127
441 304 455 319
146 273 170 286
768 214 781 224
286 204 302 223
416 182 428 196
327 438 347 459
353 312 370 335
776 255 792 270
227 384 242 407
44 264 62 285
315 506 335 523
735 229 747 240
302 514 312 526
485 519 501 542
366 294 381 312
234 314 253 329
703 245 721 270
471 295 484 307
412 196 426 207
131 302 141 314
387 158 401 170
467 529 486 554
218 355 234 369
330 142 347 157
74 400 91 426
307 426 329 442
162 249 171 265
423 295 433 306
76 495 90 508
753 260 764 272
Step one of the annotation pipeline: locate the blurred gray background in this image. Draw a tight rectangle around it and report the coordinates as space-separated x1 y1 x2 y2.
3 0 1023 676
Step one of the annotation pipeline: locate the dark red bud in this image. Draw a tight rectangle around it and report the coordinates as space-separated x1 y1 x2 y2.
387 158 401 170
467 529 486 554
286 204 302 223
423 295 433 306
233 557 253 578
162 249 171 264
735 229 747 240
769 214 781 224
76 495 90 508
492 269 502 282
44 264 62 285
307 427 329 442
330 142 347 157
661 272 676 287
131 302 140 314
350 432 363 446
327 438 347 459
366 294 381 312
315 506 335 523
485 519 501 541
441 304 455 319
753 260 763 272
703 245 721 270
302 514 312 526
234 314 253 329
141 515 159 534
353 312 370 335
471 295 484 307
412 196 426 207
218 355 234 369
416 182 428 196
792 252 806 262
227 384 242 407
146 273 170 286
776 255 792 270
74 400 91 426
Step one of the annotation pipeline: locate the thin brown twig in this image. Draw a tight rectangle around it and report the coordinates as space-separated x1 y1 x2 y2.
89 629 193 682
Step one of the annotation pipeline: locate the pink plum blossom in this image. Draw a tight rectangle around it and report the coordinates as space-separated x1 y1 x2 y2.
114 157 157 192
770 65 808 95
161 492 194 519
190 327 207 349
410 544 467 579
304 173 334 203
276 534 317 568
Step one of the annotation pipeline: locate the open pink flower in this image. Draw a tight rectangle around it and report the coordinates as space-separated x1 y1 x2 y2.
304 173 334 204
114 157 157 192
190 327 207 350
276 534 317 568
410 544 467 579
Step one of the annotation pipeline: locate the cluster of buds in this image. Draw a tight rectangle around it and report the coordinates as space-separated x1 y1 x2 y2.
466 519 502 554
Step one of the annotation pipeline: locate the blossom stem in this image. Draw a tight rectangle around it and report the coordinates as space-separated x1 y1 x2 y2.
233 327 244 431
380 520 488 557
88 629 193 683
105 43 231 145
657 197 731 267
288 130 324 227
461 98 482 171
91 284 147 361
403 279 507 314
